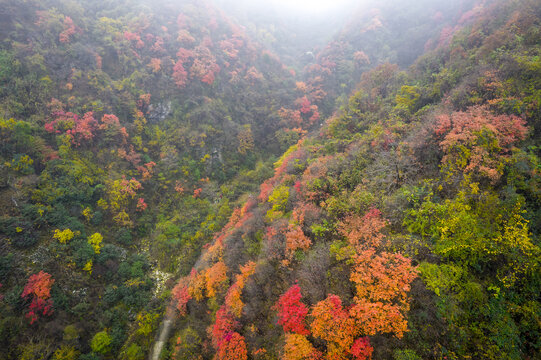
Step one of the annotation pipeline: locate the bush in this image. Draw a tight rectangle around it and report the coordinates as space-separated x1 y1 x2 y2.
0 253 13 282
90 330 112 355
394 349 422 360
116 228 132 245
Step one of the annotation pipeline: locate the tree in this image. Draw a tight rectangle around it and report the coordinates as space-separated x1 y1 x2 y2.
91 331 112 355
210 306 238 350
225 261 257 317
190 45 220 85
103 177 143 226
205 260 228 298
148 58 161 72
310 294 358 359
87 233 103 254
99 114 129 144
274 284 309 335
338 210 417 339
53 345 79 360
172 279 192 316
282 334 319 360
267 185 290 221
338 208 387 251
59 16 78 43
53 228 75 243
237 124 254 155
216 332 248 360
284 225 312 265
21 271 54 324
434 105 528 183
349 337 373 360
44 111 98 146
173 60 188 88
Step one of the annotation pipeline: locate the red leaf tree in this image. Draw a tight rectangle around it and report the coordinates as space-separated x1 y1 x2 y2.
21 271 55 324
210 305 247 360
216 332 248 360
59 16 78 43
349 337 373 360
45 111 98 146
274 284 309 335
434 105 528 182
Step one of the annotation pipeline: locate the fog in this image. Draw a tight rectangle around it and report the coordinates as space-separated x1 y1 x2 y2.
212 0 362 66
218 0 361 16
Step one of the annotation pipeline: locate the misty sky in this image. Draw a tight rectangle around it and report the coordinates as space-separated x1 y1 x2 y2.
214 0 361 17
263 0 359 15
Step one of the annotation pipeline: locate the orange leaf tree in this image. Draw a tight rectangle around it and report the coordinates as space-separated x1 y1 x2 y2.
310 294 360 359
283 333 321 360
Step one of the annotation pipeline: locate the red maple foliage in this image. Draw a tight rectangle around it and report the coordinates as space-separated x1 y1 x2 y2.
216 332 248 360
211 305 239 348
274 284 309 335
176 47 194 62
95 53 102 69
136 198 147 212
124 31 144 48
173 60 188 88
225 261 257 317
435 105 528 182
220 39 240 59
172 277 192 316
190 46 220 85
193 188 202 198
284 225 312 265
151 36 165 53
21 271 55 324
45 111 98 146
349 337 373 360
297 97 312 114
118 146 141 166
338 209 418 339
258 180 276 202
59 16 78 43
100 114 128 143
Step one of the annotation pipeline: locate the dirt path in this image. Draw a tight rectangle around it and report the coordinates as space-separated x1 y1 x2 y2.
149 302 176 360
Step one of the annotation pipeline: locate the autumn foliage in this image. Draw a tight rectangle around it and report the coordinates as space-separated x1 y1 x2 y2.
59 16 78 43
434 105 528 182
172 279 192 316
274 284 309 335
283 334 320 360
310 295 360 358
349 337 373 360
210 306 248 360
216 332 248 360
205 260 228 298
283 225 312 266
21 271 55 324
339 209 417 339
45 111 98 146
225 261 257 318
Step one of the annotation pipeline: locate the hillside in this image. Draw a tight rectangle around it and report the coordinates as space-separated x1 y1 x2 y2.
168 0 541 359
0 0 540 359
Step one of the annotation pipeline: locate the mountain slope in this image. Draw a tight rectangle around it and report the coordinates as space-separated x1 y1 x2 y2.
0 0 540 359
168 1 541 359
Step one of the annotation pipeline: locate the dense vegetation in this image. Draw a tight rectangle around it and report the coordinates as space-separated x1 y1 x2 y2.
0 0 540 359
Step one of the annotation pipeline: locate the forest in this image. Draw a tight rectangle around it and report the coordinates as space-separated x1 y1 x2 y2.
0 0 540 359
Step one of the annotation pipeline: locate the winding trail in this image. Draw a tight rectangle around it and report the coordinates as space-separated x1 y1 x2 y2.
149 302 176 360
150 257 203 359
